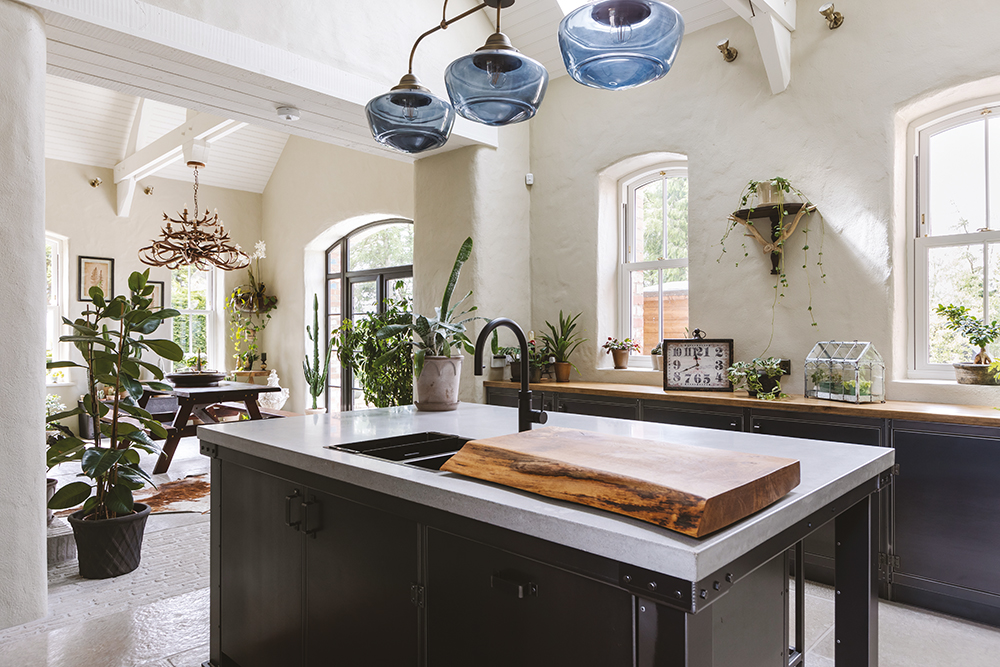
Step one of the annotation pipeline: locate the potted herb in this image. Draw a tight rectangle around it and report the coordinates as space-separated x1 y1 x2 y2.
935 304 1000 384
227 241 277 370
541 311 587 382
651 342 663 371
727 358 786 400
602 337 640 369
333 286 413 408
45 270 183 578
303 293 335 413
377 237 480 411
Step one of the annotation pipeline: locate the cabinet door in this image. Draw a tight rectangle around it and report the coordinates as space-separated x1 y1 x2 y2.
219 462 303 667
893 426 1000 598
554 394 639 420
304 490 420 666
643 402 744 431
486 387 544 410
426 529 633 667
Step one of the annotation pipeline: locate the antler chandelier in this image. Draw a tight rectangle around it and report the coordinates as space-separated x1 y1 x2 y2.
139 162 250 271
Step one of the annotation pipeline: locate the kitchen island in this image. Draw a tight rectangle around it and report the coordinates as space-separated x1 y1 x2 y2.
198 403 893 667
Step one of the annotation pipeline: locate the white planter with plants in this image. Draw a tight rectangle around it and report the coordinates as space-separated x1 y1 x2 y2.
377 237 479 412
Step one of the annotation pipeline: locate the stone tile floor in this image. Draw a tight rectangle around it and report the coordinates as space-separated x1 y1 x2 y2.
4 435 1000 666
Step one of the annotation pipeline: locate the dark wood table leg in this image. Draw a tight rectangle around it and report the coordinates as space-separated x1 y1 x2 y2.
154 399 194 474
834 494 879 666
244 397 263 420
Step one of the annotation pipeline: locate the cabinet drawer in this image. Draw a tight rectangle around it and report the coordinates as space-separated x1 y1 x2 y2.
751 413 882 446
486 387 544 411
643 402 744 431
554 395 639 420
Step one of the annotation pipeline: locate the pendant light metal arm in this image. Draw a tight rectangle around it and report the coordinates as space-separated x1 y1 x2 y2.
408 1 489 74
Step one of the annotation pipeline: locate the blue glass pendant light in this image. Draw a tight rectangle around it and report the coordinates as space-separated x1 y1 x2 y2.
558 0 685 91
365 74 455 154
445 32 549 126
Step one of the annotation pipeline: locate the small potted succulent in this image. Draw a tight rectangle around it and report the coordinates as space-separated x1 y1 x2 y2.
935 304 1000 384
541 311 587 382
602 337 640 369
650 342 663 371
727 357 786 400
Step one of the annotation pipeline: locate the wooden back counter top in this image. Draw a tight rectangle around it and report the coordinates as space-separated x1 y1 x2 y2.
483 380 1000 428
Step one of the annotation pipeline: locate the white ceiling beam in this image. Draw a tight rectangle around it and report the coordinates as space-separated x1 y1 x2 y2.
116 98 146 217
720 0 796 95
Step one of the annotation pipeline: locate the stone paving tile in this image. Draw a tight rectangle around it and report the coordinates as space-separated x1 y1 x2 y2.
165 644 210 666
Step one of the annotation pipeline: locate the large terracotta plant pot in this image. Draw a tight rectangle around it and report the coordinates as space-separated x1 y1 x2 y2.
68 503 151 579
952 363 999 385
553 362 572 382
416 356 462 411
611 349 630 369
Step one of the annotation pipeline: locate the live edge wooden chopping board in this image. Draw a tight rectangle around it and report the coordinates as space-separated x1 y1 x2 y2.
440 426 800 538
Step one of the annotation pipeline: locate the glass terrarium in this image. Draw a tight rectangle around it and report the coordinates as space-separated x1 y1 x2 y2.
804 341 885 404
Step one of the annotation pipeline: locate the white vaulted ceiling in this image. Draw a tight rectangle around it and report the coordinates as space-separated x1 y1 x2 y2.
496 0 738 77
45 75 289 193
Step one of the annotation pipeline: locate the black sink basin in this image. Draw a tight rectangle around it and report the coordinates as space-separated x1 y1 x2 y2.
327 431 468 471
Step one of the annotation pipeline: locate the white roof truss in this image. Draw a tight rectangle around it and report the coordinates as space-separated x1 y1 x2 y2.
721 0 796 94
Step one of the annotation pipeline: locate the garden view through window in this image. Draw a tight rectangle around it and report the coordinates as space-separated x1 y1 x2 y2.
915 103 1000 372
621 164 689 355
171 266 213 369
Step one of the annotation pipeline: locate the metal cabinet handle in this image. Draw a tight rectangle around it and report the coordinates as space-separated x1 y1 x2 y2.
301 498 320 538
285 489 301 530
491 573 538 599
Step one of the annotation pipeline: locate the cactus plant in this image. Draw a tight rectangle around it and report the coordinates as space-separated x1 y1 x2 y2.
303 294 335 409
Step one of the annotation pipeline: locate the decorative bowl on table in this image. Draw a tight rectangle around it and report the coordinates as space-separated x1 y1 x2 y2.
166 371 226 387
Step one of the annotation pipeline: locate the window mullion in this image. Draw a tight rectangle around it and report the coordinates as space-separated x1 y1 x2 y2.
985 241 991 321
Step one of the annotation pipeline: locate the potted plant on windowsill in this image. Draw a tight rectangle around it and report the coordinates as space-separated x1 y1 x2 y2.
727 358 786 400
376 237 480 411
602 337 640 369
650 342 663 371
541 311 587 382
936 304 1000 384
45 269 183 578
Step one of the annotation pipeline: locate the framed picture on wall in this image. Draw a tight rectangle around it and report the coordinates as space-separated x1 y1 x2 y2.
78 256 114 301
148 281 164 309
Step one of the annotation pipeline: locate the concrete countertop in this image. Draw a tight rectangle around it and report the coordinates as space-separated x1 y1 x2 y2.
198 403 893 582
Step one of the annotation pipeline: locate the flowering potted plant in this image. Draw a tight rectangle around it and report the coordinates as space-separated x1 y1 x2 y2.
227 240 277 370
602 337 640 369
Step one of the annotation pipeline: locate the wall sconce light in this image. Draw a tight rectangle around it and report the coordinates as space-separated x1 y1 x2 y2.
143 186 154 195
819 3 844 29
717 38 738 62
89 178 102 188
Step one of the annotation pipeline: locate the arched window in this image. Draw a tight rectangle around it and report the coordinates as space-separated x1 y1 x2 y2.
619 162 689 359
326 220 413 411
911 101 1000 376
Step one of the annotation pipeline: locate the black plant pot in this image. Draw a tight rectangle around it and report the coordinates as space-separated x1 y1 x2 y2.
68 503 151 579
748 373 780 398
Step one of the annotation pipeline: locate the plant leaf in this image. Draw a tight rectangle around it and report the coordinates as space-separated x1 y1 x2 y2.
142 338 185 361
439 237 473 318
48 481 92 509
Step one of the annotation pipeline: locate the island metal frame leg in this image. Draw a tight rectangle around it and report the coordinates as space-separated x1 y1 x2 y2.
834 494 879 666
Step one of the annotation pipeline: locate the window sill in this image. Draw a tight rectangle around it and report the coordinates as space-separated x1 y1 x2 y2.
46 381 75 388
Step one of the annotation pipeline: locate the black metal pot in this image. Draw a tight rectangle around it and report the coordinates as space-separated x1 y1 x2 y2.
748 373 780 398
68 503 151 579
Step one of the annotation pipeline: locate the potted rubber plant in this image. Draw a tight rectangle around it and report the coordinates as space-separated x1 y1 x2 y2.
303 293 335 413
376 237 479 411
45 269 183 578
541 311 587 382
935 304 1000 384
727 358 786 400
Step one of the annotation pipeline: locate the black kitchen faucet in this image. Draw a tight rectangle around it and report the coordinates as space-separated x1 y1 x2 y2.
474 318 547 432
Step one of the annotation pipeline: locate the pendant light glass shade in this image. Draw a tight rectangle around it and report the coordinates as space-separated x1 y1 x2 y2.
365 75 456 154
558 0 684 91
444 34 549 126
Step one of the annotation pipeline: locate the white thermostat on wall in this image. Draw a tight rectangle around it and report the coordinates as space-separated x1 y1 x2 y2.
525 173 534 186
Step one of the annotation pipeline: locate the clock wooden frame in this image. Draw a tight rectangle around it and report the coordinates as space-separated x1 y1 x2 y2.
661 338 735 392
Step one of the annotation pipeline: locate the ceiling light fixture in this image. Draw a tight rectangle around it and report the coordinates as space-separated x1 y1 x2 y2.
558 1 684 90
138 161 250 271
276 106 300 121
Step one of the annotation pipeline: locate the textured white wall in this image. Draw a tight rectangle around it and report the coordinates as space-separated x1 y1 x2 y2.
261 136 414 413
0 0 48 631
529 0 1000 405
44 159 263 377
414 123 533 404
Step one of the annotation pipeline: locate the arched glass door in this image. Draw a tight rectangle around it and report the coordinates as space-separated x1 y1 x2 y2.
325 220 413 411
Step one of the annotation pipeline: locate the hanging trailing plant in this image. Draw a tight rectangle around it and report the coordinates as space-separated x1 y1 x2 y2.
227 240 277 369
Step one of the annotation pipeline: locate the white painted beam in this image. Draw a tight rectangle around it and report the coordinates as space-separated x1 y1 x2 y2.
751 11 792 94
750 0 796 32
113 114 244 184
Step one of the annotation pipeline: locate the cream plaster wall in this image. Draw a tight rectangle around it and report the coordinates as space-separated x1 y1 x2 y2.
45 159 263 383
529 0 1000 405
0 0 48 631
261 136 414 413
144 0 494 92
414 123 533 404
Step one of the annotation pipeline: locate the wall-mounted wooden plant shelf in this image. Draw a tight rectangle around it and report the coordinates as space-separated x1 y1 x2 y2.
729 203 817 275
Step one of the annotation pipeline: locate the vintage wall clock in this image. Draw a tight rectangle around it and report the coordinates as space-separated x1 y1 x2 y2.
662 337 734 391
